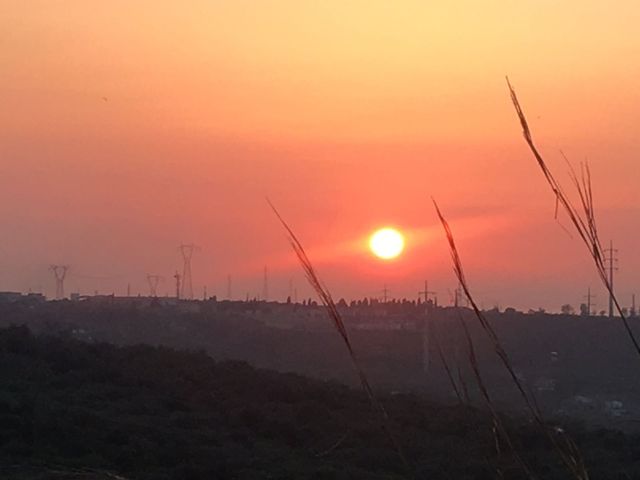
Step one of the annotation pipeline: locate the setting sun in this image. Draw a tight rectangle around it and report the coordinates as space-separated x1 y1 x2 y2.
369 228 405 260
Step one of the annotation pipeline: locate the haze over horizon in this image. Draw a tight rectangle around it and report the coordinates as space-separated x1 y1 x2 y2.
2 1 639 311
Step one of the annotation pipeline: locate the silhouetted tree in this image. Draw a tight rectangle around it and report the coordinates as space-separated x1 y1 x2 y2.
561 304 575 315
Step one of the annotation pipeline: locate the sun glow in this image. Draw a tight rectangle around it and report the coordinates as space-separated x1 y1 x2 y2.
369 228 405 260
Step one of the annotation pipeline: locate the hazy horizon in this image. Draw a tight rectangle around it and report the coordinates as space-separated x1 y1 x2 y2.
2 1 639 312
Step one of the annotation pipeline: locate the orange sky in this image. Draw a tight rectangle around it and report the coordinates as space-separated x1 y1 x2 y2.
1 1 639 310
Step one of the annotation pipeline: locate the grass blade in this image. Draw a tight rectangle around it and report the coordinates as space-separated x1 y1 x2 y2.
507 78 640 359
268 199 412 476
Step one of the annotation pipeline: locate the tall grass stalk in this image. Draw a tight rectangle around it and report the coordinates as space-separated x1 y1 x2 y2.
457 315 533 478
433 199 589 480
432 325 465 406
506 78 640 359
268 199 411 476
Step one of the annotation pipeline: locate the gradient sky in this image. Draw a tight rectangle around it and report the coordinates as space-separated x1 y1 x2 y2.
1 1 639 311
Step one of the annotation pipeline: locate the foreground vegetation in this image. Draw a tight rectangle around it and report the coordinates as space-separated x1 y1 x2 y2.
0 326 638 479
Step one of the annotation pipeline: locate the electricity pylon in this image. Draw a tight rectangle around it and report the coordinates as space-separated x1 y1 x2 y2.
50 265 69 300
178 243 198 299
146 274 162 297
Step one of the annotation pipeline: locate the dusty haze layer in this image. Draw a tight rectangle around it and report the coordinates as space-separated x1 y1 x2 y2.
1 1 639 311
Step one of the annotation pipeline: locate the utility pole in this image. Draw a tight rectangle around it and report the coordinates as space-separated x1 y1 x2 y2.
454 281 466 308
50 265 69 300
173 272 181 300
146 274 162 297
605 240 618 318
583 287 596 316
381 284 389 303
126 283 131 297
418 280 437 303
178 243 198 300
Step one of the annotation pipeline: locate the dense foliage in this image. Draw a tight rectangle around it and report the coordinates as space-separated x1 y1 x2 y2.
0 326 638 479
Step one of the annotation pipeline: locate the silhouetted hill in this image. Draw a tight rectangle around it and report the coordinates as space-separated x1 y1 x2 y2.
2 300 640 430
0 326 639 479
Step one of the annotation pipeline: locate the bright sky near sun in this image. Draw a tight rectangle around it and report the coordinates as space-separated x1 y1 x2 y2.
1 1 639 310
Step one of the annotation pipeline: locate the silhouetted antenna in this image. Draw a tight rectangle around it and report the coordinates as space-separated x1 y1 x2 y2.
178 243 198 299
50 265 69 300
381 284 390 303
418 280 437 303
583 287 596 315
605 240 619 318
173 272 181 299
453 282 466 308
262 266 268 301
227 274 232 300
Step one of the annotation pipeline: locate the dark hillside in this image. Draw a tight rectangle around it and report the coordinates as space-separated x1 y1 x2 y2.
0 326 639 479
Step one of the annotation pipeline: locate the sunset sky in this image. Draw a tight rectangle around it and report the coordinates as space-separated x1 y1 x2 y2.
1 1 639 311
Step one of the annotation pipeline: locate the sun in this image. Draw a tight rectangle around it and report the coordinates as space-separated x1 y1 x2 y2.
369 228 405 260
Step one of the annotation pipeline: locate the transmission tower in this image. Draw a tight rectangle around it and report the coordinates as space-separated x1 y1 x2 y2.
146 274 162 297
178 244 198 300
604 240 618 318
50 265 69 300
418 280 437 303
